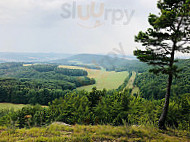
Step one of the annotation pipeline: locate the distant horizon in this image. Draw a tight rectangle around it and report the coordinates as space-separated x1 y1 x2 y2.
0 51 135 56
0 52 189 59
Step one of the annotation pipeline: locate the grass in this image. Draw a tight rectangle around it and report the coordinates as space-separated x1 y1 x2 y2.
125 72 140 95
0 103 48 111
0 103 26 111
131 87 140 95
126 71 136 89
23 64 129 91
59 65 129 91
0 124 189 142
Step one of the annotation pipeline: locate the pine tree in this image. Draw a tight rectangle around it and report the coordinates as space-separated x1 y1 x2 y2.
134 0 190 129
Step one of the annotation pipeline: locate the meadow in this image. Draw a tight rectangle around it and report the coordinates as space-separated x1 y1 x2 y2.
0 123 189 142
0 103 26 111
59 65 129 91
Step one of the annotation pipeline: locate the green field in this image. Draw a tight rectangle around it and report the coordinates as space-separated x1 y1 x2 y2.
59 65 129 91
0 103 26 111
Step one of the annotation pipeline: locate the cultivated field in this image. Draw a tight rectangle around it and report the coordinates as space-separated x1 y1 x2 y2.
59 65 129 91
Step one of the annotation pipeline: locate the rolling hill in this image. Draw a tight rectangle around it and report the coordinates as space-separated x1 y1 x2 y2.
0 52 72 63
50 54 148 72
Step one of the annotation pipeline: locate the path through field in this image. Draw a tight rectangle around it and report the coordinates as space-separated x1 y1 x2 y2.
125 71 139 95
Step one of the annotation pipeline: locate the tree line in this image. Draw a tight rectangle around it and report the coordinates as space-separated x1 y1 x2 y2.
0 63 96 105
134 59 190 100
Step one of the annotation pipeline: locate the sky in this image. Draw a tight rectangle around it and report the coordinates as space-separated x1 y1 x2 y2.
0 0 188 57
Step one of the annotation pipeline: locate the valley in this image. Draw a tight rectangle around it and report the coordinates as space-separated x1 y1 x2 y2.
59 65 129 91
0 54 189 141
0 0 190 140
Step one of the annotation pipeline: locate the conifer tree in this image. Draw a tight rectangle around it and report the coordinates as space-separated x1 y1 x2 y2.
134 0 190 129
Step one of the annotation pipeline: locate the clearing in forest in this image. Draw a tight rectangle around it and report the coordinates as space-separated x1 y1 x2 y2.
59 65 129 91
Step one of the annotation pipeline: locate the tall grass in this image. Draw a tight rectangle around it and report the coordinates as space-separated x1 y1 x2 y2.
0 123 189 142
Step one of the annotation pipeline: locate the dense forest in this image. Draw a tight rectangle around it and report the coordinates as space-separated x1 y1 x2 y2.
135 59 190 100
0 63 95 105
0 59 189 131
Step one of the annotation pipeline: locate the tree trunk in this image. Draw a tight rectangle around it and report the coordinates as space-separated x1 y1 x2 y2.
158 37 176 130
158 73 173 130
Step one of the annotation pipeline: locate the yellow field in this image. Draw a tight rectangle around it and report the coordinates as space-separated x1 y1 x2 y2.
59 65 129 91
23 64 32 66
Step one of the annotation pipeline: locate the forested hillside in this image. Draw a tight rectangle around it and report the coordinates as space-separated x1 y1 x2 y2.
0 60 189 139
0 59 189 131
51 54 149 73
0 52 71 62
0 0 189 140
0 63 95 105
135 59 190 100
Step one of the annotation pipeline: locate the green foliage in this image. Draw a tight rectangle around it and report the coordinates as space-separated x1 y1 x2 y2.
134 0 190 70
0 78 70 105
48 88 129 125
0 63 96 105
94 90 130 125
134 0 190 129
0 63 93 88
135 59 190 99
0 88 189 130
0 105 50 128
117 72 132 91
31 64 57 72
0 62 189 131
0 62 23 70
54 67 88 76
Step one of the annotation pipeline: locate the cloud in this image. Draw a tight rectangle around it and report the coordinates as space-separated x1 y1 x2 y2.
1 0 187 58
0 0 64 24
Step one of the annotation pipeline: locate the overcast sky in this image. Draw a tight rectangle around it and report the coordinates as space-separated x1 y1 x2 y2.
0 0 174 55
